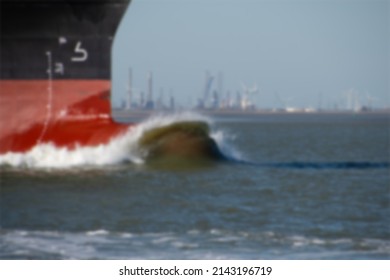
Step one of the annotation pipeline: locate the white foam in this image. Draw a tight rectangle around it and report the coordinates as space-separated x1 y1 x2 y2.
0 111 238 169
86 229 109 236
0 130 142 169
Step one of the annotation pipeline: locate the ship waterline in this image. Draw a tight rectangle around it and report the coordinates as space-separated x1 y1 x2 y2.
1 0 133 153
0 80 131 153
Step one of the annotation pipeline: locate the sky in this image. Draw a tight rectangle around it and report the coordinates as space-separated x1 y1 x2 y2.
112 0 389 110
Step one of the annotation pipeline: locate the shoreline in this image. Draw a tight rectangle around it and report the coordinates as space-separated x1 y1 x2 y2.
113 108 390 120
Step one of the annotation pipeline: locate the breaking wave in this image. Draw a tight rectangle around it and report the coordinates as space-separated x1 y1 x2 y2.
2 228 389 259
0 112 237 169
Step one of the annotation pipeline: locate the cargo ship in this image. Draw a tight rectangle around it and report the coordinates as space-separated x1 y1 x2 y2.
0 0 224 162
0 0 133 154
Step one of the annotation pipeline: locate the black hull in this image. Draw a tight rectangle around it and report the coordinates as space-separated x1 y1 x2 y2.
1 0 131 80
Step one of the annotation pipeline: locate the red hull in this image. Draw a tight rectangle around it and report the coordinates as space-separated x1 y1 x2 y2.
0 80 132 154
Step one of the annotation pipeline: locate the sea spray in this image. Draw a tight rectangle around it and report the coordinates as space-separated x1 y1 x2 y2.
211 129 244 162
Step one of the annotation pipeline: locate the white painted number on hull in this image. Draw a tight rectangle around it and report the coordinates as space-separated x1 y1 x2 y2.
55 62 64 75
71 41 88 62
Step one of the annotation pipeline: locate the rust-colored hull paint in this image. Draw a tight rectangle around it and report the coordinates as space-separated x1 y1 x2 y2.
0 80 133 154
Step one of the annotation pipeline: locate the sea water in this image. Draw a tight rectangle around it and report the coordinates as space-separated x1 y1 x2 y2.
1 112 389 259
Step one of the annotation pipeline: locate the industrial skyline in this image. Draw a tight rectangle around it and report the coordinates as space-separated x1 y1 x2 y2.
119 67 382 113
112 0 388 111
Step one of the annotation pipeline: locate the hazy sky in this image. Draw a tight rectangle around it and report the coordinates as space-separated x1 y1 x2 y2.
112 0 389 109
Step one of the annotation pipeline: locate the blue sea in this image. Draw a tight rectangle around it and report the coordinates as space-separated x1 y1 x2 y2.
1 112 389 259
